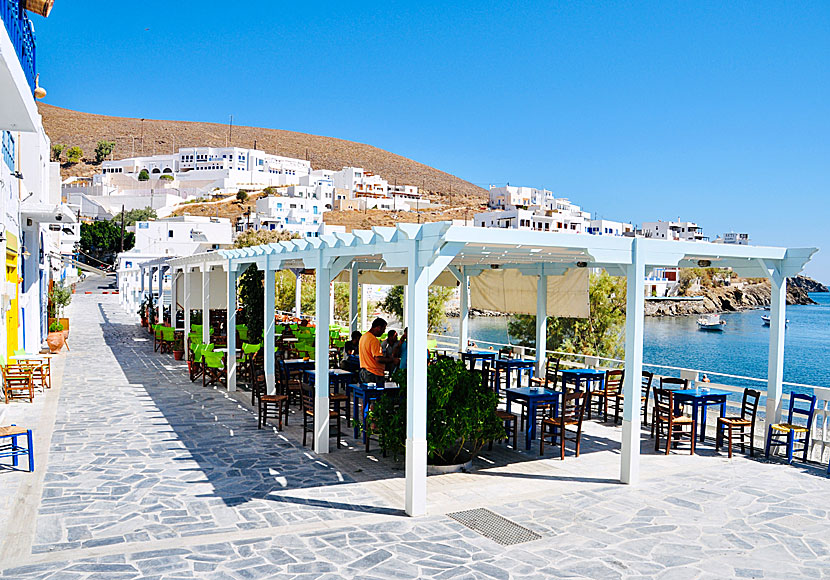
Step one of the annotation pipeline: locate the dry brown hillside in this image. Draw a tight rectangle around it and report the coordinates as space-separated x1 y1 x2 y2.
38 103 486 202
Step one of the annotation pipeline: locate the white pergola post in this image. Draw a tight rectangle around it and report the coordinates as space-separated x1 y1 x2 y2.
361 284 368 332
621 240 645 485
349 263 359 333
139 266 146 317
183 268 191 337
766 271 787 425
227 265 238 392
535 271 547 376
294 272 302 318
458 266 469 352
264 259 276 395
403 285 409 328
329 281 336 324
147 266 154 318
201 264 210 345
313 256 332 453
405 244 430 517
170 267 178 328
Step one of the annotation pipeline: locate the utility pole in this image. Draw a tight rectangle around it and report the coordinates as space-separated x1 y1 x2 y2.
119 205 125 252
140 119 145 155
227 115 233 146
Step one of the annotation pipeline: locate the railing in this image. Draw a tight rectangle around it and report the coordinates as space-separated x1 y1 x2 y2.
428 331 830 466
0 0 36 94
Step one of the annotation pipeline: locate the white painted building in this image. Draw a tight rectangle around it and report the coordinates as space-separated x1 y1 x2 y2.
640 220 707 242
1 4 77 357
244 192 345 238
476 185 592 234
131 216 234 256
587 219 634 237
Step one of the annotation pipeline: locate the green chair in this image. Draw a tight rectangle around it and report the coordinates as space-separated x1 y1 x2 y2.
13 349 26 357
189 343 214 382
236 324 248 342
153 325 165 352
289 324 298 331
160 326 176 354
202 351 225 388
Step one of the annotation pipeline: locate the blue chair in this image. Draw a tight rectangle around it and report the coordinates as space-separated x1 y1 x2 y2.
765 393 817 464
0 425 34 472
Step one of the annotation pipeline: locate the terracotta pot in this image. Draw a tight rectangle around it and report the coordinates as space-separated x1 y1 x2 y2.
141 318 148 327
46 331 65 353
173 350 184 361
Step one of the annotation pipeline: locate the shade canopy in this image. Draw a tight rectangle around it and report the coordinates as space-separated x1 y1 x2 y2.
470 267 589 317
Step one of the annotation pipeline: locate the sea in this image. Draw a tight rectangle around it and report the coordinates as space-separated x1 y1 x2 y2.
440 292 830 393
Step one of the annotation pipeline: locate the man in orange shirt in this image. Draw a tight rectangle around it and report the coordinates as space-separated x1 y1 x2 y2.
358 317 399 386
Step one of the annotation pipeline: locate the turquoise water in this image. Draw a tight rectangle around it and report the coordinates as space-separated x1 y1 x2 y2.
442 292 830 391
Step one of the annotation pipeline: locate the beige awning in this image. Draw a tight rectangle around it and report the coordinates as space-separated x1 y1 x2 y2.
470 268 589 318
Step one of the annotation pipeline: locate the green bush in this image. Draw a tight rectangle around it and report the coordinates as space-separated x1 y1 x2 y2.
65 146 83 164
137 169 150 181
367 359 504 464
48 321 64 332
94 140 114 163
159 174 174 181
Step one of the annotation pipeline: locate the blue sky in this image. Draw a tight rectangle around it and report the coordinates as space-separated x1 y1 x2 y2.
36 2 829 281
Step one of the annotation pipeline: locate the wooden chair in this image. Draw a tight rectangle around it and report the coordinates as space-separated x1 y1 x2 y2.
660 376 689 390
717 388 760 457
490 408 518 451
278 359 303 407
301 384 341 451
16 360 48 391
600 369 625 424
652 388 695 454
529 357 560 390
258 368 289 430
0 425 34 471
641 371 654 427
2 365 34 404
540 391 587 459
153 325 165 352
202 351 225 388
765 393 816 464
160 326 176 354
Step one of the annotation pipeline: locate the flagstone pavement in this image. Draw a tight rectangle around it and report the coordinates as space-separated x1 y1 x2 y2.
1 290 829 579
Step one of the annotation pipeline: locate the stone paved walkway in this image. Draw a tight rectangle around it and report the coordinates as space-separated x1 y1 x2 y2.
1 291 829 579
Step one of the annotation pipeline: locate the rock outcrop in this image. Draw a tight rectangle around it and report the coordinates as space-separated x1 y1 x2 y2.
789 275 829 293
646 277 818 317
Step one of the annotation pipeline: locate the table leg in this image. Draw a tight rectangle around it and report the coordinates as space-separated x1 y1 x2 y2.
699 402 708 443
353 392 360 439
362 394 370 443
526 400 535 450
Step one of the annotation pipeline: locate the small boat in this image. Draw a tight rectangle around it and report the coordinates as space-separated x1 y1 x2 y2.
761 315 789 326
697 314 725 331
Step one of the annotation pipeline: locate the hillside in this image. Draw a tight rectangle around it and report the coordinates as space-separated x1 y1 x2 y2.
38 103 487 203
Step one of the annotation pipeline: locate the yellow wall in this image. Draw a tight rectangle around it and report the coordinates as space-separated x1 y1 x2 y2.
5 233 19 362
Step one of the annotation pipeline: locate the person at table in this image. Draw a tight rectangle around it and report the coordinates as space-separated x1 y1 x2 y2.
359 318 399 386
340 330 362 372
381 329 398 357
394 327 408 371
344 331 362 356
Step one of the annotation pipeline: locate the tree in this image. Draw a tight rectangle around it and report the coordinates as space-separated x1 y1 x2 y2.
236 190 249 203
137 169 150 181
65 146 83 164
159 174 174 181
94 140 114 163
379 285 454 332
51 143 65 162
238 264 264 342
80 220 134 266
113 207 156 227
507 270 627 360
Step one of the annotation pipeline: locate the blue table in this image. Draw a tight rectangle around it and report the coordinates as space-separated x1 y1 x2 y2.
303 369 356 394
505 387 562 450
350 382 400 441
281 358 314 374
495 358 536 391
461 350 497 371
560 368 605 392
673 388 728 443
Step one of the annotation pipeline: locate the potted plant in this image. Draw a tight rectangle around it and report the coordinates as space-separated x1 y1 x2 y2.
46 321 66 353
172 335 185 361
47 282 72 337
138 296 150 326
366 359 504 472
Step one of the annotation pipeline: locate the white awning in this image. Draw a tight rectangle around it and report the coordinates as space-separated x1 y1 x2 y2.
470 267 590 317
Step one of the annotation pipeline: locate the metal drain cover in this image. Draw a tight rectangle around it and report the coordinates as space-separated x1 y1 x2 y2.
447 508 541 545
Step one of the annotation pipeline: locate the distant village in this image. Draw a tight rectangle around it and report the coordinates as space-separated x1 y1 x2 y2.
61 146 750 297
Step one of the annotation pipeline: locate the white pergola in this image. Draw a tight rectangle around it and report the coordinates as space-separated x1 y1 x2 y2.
215 223 815 516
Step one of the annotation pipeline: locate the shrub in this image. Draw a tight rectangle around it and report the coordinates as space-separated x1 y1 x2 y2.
48 321 64 333
236 190 249 203
159 174 174 181
51 143 65 162
65 146 83 164
137 169 150 181
94 140 114 163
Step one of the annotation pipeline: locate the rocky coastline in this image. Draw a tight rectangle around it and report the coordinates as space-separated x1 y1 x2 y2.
645 275 825 317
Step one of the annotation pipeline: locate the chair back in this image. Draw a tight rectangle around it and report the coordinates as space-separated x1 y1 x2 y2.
605 369 624 395
560 391 587 424
498 347 514 360
242 342 262 355
301 384 315 414
543 357 560 390
641 371 654 399
653 388 675 420
2 364 33 385
203 351 224 369
740 388 761 421
660 376 688 390
786 392 817 426
161 327 175 340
